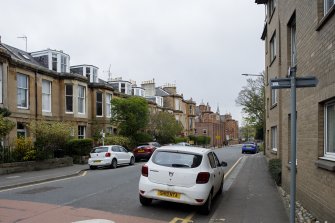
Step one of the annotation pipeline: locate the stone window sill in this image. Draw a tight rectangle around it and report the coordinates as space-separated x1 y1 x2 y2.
315 158 335 172
316 5 335 31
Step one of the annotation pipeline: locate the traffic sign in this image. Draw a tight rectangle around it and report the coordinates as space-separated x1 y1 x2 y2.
270 76 318 89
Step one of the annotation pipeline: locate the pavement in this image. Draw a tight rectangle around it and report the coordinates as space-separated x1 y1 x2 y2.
0 154 289 223
0 164 87 191
210 153 289 223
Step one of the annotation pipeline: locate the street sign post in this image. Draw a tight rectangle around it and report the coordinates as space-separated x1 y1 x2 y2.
270 76 318 89
270 66 318 223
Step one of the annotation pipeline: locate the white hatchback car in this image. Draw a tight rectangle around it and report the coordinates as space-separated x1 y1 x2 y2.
88 145 135 170
138 146 227 214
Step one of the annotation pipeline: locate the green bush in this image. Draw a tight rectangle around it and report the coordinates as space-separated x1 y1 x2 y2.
134 132 153 145
66 138 94 156
13 137 36 161
174 137 189 143
268 158 282 185
104 136 134 150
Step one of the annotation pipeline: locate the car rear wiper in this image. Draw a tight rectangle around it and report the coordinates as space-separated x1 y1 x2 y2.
171 164 190 168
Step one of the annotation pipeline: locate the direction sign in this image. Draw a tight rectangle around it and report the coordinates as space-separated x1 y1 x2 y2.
270 76 318 89
270 78 291 89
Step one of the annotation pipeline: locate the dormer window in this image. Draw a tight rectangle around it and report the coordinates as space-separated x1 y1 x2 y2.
61 55 67 72
70 65 99 83
52 53 57 71
31 49 70 73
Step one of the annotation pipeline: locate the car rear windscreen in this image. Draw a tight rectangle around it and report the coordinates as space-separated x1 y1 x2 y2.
152 151 202 168
91 147 108 153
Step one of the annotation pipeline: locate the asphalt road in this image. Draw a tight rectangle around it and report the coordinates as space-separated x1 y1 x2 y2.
0 145 243 223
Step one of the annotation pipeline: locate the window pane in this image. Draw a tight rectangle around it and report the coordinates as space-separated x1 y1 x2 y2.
17 74 28 108
326 103 335 153
65 85 73 112
96 92 103 116
17 74 27 88
78 86 85 114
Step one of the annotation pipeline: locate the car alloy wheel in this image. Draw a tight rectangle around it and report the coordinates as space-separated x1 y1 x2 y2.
111 159 117 169
130 157 135 165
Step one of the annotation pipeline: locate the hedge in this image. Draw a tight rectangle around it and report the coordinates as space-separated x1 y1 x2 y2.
65 138 94 156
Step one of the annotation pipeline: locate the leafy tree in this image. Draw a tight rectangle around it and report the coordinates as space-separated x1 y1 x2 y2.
28 120 73 160
148 111 183 144
0 115 15 138
104 135 134 150
110 96 149 140
236 75 265 140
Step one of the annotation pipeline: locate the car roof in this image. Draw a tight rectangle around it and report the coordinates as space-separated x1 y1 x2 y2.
155 145 210 154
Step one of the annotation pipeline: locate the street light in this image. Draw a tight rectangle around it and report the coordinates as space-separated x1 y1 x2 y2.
241 73 266 155
241 73 264 77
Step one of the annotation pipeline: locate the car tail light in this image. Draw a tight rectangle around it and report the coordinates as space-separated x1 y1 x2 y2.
142 165 148 177
196 172 210 184
105 152 111 157
195 199 204 203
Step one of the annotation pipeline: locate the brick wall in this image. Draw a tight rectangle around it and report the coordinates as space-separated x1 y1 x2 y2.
261 0 335 222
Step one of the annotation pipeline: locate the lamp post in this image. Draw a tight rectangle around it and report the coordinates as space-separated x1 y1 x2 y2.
241 73 266 155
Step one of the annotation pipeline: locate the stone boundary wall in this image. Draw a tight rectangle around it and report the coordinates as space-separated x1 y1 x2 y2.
0 157 73 175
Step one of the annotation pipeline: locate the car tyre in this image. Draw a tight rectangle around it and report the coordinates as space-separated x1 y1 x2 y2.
139 194 152 206
89 165 97 170
111 159 117 169
218 178 224 195
135 157 140 162
199 192 212 215
130 157 135 165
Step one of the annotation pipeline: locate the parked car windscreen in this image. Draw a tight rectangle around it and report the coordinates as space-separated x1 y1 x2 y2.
152 151 202 168
91 147 109 153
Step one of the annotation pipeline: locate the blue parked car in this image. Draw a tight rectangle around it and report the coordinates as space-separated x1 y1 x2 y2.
242 142 258 154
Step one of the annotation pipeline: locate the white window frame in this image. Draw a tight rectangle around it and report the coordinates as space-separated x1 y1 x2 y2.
0 63 3 104
106 93 112 118
175 98 180 110
61 55 67 73
271 88 278 106
78 85 86 114
42 79 52 112
271 126 277 152
96 91 103 117
324 0 335 15
324 101 335 160
78 125 86 139
17 73 29 109
270 32 276 62
65 84 73 113
52 53 57 71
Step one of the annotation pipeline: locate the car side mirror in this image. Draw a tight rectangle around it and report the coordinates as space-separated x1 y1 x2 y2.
221 161 228 167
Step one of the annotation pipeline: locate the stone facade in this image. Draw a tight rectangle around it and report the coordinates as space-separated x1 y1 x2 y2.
256 0 335 222
0 43 115 145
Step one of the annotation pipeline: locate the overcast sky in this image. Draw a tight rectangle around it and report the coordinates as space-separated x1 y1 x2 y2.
0 0 265 125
